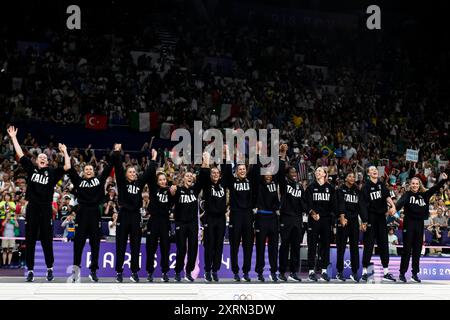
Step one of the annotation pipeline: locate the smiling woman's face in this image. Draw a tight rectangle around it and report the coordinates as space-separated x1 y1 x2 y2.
37 153 49 169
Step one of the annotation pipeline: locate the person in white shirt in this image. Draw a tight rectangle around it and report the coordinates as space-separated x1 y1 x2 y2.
388 228 399 255
108 213 118 237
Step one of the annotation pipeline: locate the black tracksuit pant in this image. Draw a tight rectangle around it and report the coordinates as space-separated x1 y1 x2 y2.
146 216 170 274
203 214 226 273
336 217 360 273
73 206 101 271
279 215 303 274
255 214 279 274
115 210 142 273
175 220 198 274
229 211 254 274
307 216 332 270
25 202 54 270
400 217 424 275
362 213 389 268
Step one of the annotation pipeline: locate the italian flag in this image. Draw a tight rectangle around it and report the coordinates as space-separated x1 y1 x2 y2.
130 112 159 132
219 103 240 122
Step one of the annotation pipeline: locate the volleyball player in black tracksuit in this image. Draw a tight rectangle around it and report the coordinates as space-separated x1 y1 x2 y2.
278 144 306 282
253 157 281 282
171 171 202 282
223 151 258 282
199 152 227 282
7 126 70 282
145 151 173 283
336 172 364 282
305 167 336 282
396 174 448 283
68 156 113 282
112 144 154 283
360 166 397 282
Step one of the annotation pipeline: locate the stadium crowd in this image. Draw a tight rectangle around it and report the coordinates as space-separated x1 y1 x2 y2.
0 10 449 272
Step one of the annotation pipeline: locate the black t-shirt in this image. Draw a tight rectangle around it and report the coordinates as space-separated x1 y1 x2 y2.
199 167 227 217
278 158 306 218
68 164 113 207
112 151 153 213
361 179 390 217
337 184 364 220
396 178 448 220
148 160 174 219
305 181 336 218
173 184 201 223
20 156 65 204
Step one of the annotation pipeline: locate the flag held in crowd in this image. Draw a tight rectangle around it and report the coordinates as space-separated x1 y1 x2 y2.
129 112 159 132
85 114 108 130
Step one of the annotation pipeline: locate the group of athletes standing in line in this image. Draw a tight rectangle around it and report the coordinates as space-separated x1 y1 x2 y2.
6 126 448 283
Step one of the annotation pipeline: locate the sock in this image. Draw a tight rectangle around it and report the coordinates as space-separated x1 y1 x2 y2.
309 269 314 275
47 267 53 271
322 269 327 274
362 268 368 275
384 268 389 275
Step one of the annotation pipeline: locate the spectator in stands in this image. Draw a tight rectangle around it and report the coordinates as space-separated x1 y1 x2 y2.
108 213 118 237
103 189 118 219
387 228 399 255
58 195 73 220
1 211 19 268
0 193 16 220
433 208 448 232
61 213 76 242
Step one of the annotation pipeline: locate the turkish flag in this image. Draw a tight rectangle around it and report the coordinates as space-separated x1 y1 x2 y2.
85 114 108 130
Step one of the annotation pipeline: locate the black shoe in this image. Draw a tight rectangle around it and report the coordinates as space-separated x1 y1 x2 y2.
204 272 212 282
279 273 288 282
289 272 302 282
411 274 421 283
269 273 278 282
46 269 54 282
257 273 265 282
383 273 396 282
243 273 251 282
233 273 241 282
361 273 369 282
350 273 359 283
89 271 99 283
116 273 123 283
26 271 34 282
320 272 330 282
308 273 318 282
147 273 154 282
336 272 346 282
130 273 140 283
174 273 182 282
399 273 407 283
185 273 194 282
161 273 170 282
212 272 219 282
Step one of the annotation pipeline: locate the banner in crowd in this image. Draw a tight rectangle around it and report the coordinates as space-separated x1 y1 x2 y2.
231 3 358 30
219 103 240 122
85 114 108 130
30 242 450 281
406 149 419 162
130 112 159 132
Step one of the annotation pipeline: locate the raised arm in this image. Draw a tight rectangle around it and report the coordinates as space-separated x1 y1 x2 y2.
277 144 288 194
7 126 24 159
139 149 158 190
99 162 114 185
424 173 448 200
58 143 71 171
112 144 126 187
